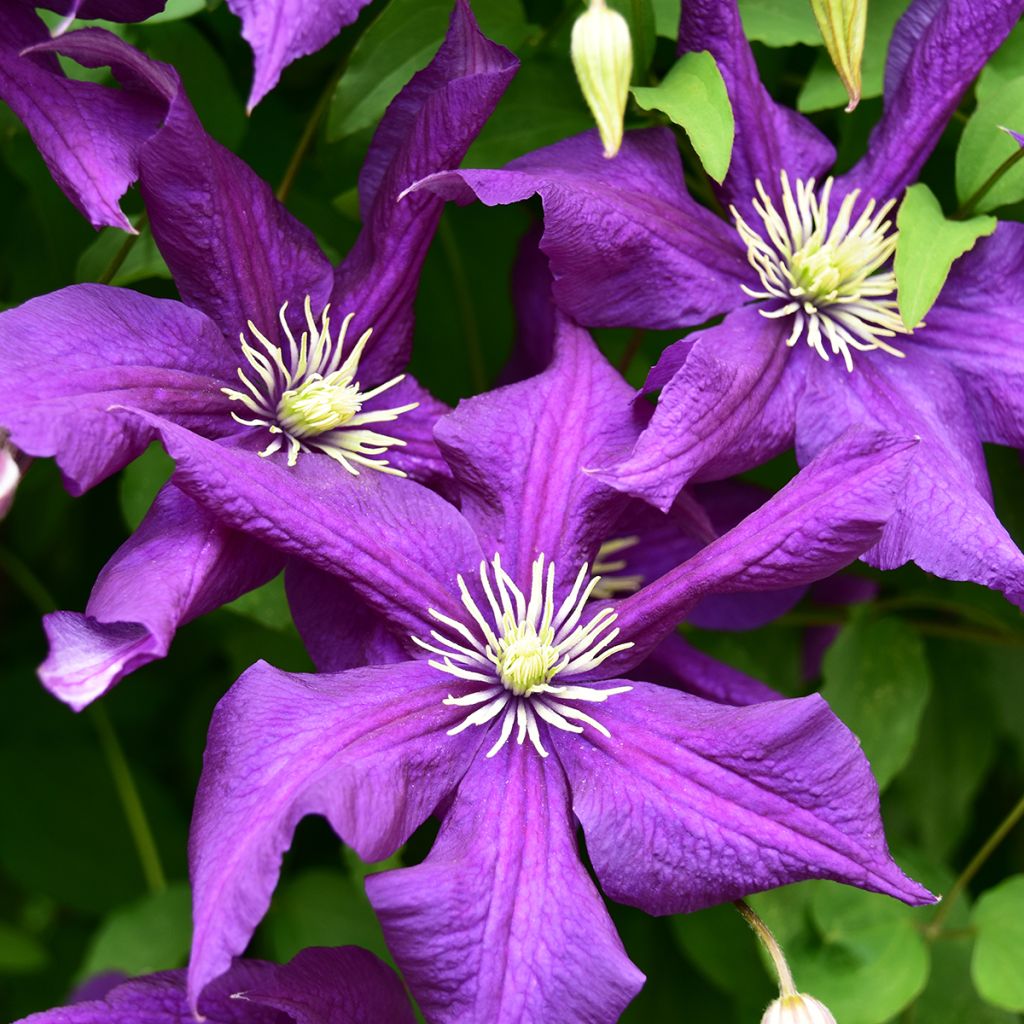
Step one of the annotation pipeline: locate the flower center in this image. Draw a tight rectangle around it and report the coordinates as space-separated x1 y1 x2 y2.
412 553 634 758
221 296 417 475
731 173 916 372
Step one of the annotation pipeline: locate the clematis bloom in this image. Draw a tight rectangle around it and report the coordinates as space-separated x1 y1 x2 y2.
129 312 933 1023
409 0 1024 608
0 1 516 710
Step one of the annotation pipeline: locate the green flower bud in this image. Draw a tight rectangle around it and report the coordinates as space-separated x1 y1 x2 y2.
570 0 633 158
809 0 868 112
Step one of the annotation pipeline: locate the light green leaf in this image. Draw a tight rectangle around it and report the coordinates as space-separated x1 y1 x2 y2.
141 0 207 22
798 0 910 112
916 931 1015 1024
956 73 1024 213
895 183 996 329
820 615 932 790
0 922 48 974
328 0 532 142
119 442 175 531
752 883 930 1024
78 884 192 981
738 0 821 46
972 876 1024 1011
631 51 734 182
651 0 679 38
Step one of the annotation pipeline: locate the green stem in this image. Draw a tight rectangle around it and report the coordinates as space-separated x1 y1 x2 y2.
955 146 1024 219
439 216 486 392
89 706 167 895
617 328 646 375
98 213 148 286
734 899 796 996
925 792 1024 939
0 545 167 894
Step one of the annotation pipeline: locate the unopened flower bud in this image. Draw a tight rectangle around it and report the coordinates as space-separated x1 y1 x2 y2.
0 440 22 521
761 992 837 1024
571 0 632 158
809 0 867 112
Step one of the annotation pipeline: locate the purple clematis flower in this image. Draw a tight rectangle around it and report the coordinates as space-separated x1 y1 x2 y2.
0 1 516 710
16 946 415 1024
123 310 932 1022
0 0 167 230
409 0 1024 608
224 0 373 112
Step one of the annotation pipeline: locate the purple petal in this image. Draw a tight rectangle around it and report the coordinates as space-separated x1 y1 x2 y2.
18 948 413 1024
0 19 165 230
410 128 749 331
40 483 281 710
188 660 476 1006
40 0 166 22
334 0 517 380
284 562 407 672
919 222 1024 447
377 374 453 488
367 742 644 1024
120 414 484 638
225 0 372 110
500 225 559 384
560 681 933 913
839 0 1024 202
0 285 234 494
606 429 917 669
435 314 641 585
797 352 1024 606
595 307 801 512
677 0 835 209
631 631 781 705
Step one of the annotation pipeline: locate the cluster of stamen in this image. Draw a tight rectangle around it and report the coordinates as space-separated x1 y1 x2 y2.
731 172 916 372
222 296 416 474
591 536 643 598
412 553 634 758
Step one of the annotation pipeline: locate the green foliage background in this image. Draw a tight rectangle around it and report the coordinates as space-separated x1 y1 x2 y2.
2 1 1024 1020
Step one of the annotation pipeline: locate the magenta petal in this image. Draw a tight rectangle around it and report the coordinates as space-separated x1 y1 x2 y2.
226 0 372 110
39 484 281 710
0 19 164 230
435 314 641 584
367 742 644 1024
595 307 800 512
0 285 233 494
561 681 934 913
677 0 835 208
411 128 749 331
188 660 477 1006
840 0 1024 201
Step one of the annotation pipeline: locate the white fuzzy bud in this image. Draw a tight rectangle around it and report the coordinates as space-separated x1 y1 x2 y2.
570 0 632 158
762 993 838 1024
0 441 22 521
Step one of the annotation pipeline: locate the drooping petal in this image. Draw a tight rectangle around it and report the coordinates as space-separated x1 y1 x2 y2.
559 680 933 914
334 0 518 380
17 948 414 1024
226 0 373 111
0 284 234 494
39 483 281 710
797 351 1024 606
119 414 484 638
838 0 1024 202
630 631 781 705
435 314 642 586
188 660 477 1006
605 429 916 670
367 741 644 1024
916 222 1024 447
409 128 749 331
677 0 835 209
594 307 801 512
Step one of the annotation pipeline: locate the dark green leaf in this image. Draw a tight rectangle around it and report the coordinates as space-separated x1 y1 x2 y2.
118 442 176 532
0 923 48 974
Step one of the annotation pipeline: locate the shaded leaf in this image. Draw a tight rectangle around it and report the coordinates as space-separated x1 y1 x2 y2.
956 73 1024 214
118 443 175 532
0 923 48 974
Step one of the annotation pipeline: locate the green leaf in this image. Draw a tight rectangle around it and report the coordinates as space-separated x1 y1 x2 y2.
327 0 532 142
737 0 821 47
820 615 932 790
78 884 192 981
608 0 657 80
651 0 679 38
956 73 1024 214
752 883 930 1024
141 0 207 22
0 923 48 974
631 51 734 183
119 442 176 531
224 574 292 631
915 931 1016 1024
798 0 910 112
972 876 1024 1011
895 183 996 328
75 221 171 287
